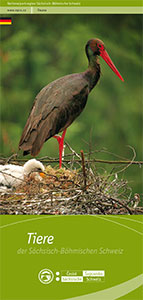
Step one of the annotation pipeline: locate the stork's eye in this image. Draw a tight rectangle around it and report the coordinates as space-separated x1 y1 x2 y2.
97 44 104 51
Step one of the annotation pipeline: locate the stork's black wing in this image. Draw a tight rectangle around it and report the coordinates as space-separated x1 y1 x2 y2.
19 73 89 156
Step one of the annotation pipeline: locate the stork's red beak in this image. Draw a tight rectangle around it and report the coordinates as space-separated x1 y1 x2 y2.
100 49 124 82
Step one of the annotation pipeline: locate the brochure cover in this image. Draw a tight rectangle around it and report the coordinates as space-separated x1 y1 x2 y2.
0 1 143 299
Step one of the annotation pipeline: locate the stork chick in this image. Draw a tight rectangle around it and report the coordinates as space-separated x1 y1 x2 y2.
0 159 45 192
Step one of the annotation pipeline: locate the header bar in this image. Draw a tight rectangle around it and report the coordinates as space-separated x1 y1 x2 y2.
0 0 143 7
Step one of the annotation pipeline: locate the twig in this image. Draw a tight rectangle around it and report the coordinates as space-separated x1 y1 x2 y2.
64 142 81 159
0 157 142 166
81 150 87 191
109 196 133 215
114 146 137 175
5 153 18 164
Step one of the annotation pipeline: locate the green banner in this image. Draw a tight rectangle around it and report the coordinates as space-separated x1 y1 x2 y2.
0 215 143 300
0 0 142 7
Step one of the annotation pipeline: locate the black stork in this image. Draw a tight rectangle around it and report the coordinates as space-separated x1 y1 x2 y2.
19 38 124 168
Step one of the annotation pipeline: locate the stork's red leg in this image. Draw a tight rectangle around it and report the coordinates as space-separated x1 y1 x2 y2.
53 129 67 168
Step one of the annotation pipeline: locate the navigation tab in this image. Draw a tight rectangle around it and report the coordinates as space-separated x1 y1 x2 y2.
0 6 31 13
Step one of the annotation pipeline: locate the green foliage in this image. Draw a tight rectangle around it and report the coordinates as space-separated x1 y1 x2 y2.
0 14 142 194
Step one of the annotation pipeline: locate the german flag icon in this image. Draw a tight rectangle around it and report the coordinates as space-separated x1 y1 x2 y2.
0 18 12 25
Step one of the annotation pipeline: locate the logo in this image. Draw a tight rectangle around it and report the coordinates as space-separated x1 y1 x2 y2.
38 269 54 284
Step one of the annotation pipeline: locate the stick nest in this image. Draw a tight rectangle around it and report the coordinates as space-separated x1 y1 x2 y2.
0 163 142 215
